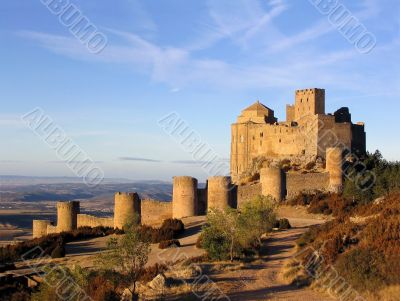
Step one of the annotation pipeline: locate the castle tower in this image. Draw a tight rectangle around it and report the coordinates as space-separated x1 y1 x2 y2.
32 220 51 238
57 201 80 233
231 102 277 183
326 147 344 193
172 176 198 219
207 176 232 211
114 192 141 229
260 167 286 201
294 88 325 120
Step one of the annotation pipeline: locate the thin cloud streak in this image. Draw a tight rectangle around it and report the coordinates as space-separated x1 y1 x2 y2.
119 157 162 163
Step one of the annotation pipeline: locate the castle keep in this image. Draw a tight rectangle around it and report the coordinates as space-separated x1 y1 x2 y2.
231 88 366 183
32 88 366 239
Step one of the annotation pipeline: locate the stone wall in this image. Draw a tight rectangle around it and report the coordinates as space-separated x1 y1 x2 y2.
77 214 114 228
237 182 262 209
286 172 329 199
46 224 58 235
141 199 172 226
32 220 51 239
197 188 207 215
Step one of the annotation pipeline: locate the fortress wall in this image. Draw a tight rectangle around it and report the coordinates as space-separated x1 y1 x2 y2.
114 192 141 229
207 176 232 211
197 188 207 216
237 182 262 209
57 201 80 233
318 115 351 157
32 220 51 239
172 176 198 219
233 119 321 184
141 199 172 227
231 123 251 181
260 167 286 202
46 224 58 235
286 172 330 199
251 124 307 158
77 214 114 228
352 123 366 154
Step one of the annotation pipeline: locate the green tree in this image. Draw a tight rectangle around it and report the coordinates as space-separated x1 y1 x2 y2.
202 208 243 261
239 195 277 247
96 219 151 295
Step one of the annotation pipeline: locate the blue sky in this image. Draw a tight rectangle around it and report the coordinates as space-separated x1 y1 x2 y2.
0 0 399 181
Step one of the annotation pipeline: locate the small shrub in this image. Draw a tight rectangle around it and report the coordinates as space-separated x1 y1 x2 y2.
196 234 203 249
139 263 168 283
85 274 120 301
50 245 65 258
278 218 291 230
158 239 180 249
201 226 231 261
161 218 185 236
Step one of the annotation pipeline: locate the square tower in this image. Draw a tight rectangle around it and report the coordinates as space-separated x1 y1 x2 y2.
294 88 325 120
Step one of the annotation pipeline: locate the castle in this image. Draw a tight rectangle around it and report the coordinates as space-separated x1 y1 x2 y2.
231 88 366 183
32 88 366 239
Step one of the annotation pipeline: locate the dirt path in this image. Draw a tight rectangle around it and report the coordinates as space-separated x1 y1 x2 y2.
209 217 335 301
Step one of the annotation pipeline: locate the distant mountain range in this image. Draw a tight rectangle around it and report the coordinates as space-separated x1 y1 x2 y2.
0 175 169 186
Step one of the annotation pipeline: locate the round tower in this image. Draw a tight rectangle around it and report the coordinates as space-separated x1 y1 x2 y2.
326 147 344 193
114 192 141 229
260 167 286 202
32 220 51 239
207 176 232 211
57 201 80 233
172 176 198 219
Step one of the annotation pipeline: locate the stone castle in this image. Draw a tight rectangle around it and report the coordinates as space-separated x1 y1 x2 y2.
231 88 365 183
32 88 366 239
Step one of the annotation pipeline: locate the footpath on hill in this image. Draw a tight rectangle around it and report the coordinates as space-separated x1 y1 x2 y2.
207 212 335 301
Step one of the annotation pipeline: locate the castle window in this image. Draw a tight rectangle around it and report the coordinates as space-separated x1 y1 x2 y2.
279 139 282 143
260 132 263 138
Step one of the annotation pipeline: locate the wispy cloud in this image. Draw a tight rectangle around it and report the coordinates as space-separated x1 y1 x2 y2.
0 115 24 128
16 0 398 96
119 157 162 163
